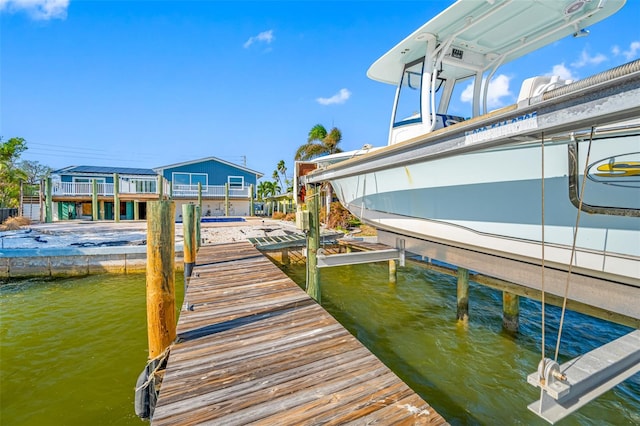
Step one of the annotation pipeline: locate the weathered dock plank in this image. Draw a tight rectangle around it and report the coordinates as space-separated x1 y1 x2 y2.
152 241 446 426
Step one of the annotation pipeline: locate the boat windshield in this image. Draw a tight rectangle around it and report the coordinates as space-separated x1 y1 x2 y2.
393 59 423 127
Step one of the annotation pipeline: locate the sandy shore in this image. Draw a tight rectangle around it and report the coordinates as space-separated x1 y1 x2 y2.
0 217 308 249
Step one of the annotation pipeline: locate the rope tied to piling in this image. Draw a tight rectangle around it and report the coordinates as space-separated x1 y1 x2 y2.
134 344 173 393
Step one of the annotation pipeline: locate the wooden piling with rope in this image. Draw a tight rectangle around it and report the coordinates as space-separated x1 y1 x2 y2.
135 200 177 420
146 200 177 358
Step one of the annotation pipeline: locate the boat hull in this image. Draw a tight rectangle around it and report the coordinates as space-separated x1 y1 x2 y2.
331 132 640 286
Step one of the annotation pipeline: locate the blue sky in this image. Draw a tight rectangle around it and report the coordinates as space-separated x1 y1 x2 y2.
2 0 639 180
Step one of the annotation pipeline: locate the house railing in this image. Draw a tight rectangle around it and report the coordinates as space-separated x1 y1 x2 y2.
51 180 251 198
120 178 159 194
52 178 159 196
172 184 251 198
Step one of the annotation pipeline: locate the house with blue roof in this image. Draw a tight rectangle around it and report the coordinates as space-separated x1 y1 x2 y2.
51 165 160 221
47 157 263 221
154 157 263 219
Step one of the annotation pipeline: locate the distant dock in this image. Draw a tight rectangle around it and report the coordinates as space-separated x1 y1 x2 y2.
151 241 447 425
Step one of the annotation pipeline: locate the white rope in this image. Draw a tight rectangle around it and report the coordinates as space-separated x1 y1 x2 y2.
134 345 172 392
540 133 546 362
554 127 595 362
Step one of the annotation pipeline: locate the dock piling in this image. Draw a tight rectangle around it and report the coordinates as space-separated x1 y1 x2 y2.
157 175 164 199
249 183 254 216
306 183 320 302
92 179 99 221
146 200 176 358
195 205 201 250
44 177 52 223
503 291 520 332
134 200 140 221
224 183 230 216
457 267 469 322
113 173 120 222
389 259 397 283
182 203 196 284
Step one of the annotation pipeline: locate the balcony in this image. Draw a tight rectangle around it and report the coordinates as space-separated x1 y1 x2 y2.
171 184 251 198
52 180 251 199
52 179 160 196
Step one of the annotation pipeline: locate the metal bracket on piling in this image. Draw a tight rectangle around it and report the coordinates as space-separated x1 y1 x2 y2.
316 238 405 269
527 329 640 424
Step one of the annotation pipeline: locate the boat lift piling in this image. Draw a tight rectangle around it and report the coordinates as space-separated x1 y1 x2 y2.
503 291 520 332
300 186 406 296
304 183 321 302
388 258 397 283
456 267 469 323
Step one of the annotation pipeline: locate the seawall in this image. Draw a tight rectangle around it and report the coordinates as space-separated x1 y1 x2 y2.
0 245 184 279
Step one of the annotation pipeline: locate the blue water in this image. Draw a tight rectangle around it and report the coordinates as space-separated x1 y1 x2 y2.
282 260 640 425
200 217 246 223
175 217 246 223
1 260 638 425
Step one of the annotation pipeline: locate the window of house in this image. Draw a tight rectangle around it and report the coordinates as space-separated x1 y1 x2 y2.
228 176 244 188
172 172 207 186
73 177 105 183
191 174 207 186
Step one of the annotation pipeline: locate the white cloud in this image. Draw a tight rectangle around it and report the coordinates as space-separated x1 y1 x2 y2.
0 0 69 20
243 29 274 49
571 48 607 68
547 63 578 81
621 41 640 61
611 45 621 56
316 88 352 106
460 74 512 109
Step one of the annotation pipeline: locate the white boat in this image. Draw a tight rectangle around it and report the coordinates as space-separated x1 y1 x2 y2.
302 0 640 320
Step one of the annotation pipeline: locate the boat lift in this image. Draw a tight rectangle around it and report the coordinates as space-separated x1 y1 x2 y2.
527 330 640 424
301 61 640 423
316 239 405 269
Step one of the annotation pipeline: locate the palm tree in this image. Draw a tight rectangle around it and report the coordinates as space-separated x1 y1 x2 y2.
257 181 270 201
295 124 343 220
276 160 288 191
257 180 281 216
294 124 343 161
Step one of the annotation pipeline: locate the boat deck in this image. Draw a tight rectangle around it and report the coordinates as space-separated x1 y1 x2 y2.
151 241 447 425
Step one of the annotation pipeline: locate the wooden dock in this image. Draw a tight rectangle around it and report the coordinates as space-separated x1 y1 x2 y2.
151 241 447 425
